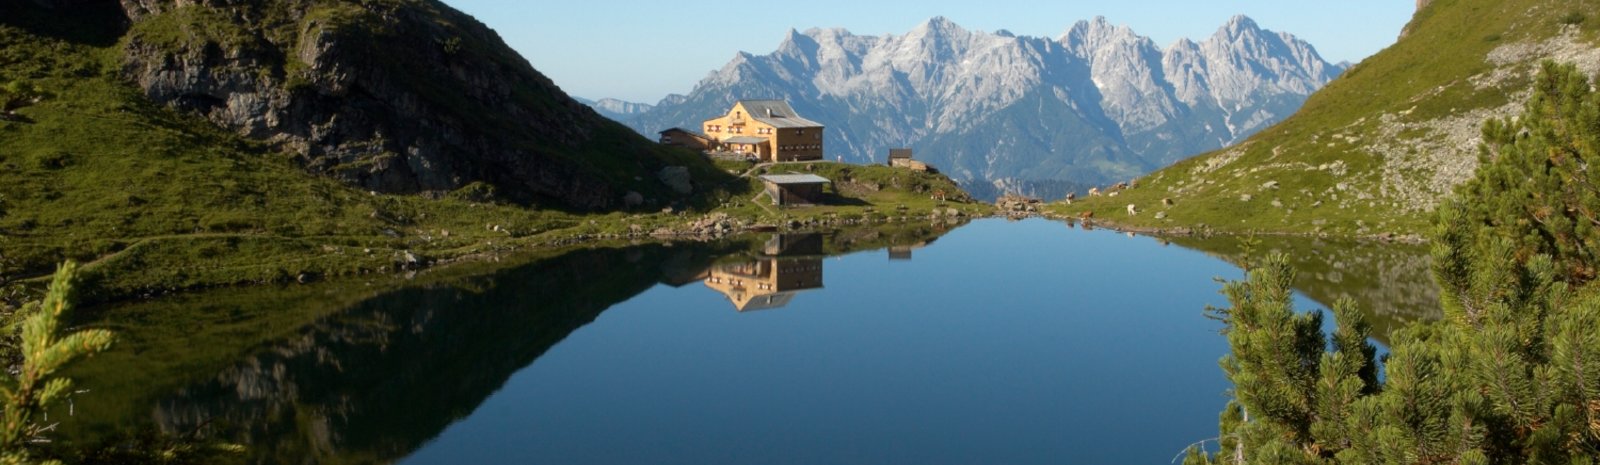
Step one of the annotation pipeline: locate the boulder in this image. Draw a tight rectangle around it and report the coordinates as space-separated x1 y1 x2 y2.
657 166 693 194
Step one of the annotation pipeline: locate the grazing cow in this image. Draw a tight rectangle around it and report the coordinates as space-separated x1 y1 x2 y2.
1126 204 1138 216
1162 198 1174 206
1113 182 1129 191
1088 187 1101 197
1065 193 1077 204
1079 211 1094 220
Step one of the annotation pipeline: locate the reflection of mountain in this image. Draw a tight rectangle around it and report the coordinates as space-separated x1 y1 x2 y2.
58 223 960 464
1167 235 1441 343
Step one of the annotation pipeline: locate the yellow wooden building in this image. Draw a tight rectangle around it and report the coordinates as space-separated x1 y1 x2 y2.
701 100 824 162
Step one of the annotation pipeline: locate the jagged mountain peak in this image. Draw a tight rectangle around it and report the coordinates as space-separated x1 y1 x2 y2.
907 15 973 44
920 15 961 31
1221 14 1262 34
1060 16 1159 57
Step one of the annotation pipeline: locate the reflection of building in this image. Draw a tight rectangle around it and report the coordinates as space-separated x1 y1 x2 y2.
704 258 824 311
704 233 825 311
887 238 937 260
764 232 823 256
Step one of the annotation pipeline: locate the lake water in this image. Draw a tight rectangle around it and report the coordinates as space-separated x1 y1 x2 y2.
55 218 1439 464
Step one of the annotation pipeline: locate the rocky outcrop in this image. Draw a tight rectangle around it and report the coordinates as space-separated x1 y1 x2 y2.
113 0 689 209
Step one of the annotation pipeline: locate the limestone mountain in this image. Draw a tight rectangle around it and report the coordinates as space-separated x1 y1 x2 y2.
576 97 654 123
1068 0 1600 236
107 0 712 209
627 16 1344 199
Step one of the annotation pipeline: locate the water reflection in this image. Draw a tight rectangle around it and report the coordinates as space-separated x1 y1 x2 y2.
1164 234 1442 343
47 219 1440 464
704 234 826 311
55 223 960 464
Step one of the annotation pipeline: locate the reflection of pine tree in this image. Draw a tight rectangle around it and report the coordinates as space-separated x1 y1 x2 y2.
1191 62 1600 464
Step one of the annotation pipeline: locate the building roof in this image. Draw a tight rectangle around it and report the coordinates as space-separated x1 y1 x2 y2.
889 148 913 159
760 173 831 185
723 136 768 144
738 100 825 128
658 127 699 135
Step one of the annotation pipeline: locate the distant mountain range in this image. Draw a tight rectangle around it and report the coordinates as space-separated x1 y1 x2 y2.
612 15 1344 199
576 97 654 122
1071 0 1600 236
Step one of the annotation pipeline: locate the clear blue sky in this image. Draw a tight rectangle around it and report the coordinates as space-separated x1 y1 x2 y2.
440 0 1416 104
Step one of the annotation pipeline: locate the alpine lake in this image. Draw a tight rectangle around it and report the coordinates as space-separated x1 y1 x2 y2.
51 218 1440 464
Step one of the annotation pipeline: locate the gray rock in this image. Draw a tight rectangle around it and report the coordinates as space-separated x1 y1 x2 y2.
657 166 693 194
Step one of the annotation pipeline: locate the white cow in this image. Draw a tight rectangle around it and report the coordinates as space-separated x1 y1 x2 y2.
1126 204 1138 216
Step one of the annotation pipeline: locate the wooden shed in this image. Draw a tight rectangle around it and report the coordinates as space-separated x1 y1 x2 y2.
759 173 831 206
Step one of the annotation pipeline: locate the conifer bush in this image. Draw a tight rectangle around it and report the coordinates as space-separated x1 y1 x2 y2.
0 262 113 465
1189 62 1600 464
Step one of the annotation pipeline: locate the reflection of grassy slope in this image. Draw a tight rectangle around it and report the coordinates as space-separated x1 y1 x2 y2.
52 243 733 463
52 223 959 463
1166 235 1440 343
1059 0 1600 236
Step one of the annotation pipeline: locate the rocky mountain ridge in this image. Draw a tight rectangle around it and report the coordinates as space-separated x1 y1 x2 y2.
627 15 1344 200
576 97 654 122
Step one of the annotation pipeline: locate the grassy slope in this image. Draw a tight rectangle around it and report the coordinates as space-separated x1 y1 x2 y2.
1056 0 1600 237
0 4 978 302
0 17 578 296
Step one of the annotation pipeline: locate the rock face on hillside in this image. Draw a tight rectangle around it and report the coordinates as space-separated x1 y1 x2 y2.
111 0 684 209
629 16 1342 200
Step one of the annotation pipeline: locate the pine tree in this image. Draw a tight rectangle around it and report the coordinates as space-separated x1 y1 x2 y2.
0 261 114 465
1195 62 1600 464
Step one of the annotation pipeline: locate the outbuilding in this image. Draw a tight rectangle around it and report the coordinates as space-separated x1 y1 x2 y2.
759 173 831 206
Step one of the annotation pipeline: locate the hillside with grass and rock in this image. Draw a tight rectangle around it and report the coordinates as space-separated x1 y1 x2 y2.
0 0 977 302
1059 0 1600 238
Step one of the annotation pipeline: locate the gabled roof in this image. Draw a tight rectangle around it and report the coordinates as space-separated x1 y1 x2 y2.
723 136 768 144
738 100 824 128
658 127 700 135
760 173 831 185
889 148 913 159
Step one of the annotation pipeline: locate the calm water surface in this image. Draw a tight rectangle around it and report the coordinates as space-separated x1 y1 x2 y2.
59 218 1438 464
